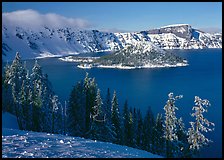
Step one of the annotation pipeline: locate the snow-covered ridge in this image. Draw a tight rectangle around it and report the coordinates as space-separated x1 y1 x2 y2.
2 24 222 61
160 24 190 28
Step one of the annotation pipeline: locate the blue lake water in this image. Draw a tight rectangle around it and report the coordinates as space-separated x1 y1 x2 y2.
10 49 222 158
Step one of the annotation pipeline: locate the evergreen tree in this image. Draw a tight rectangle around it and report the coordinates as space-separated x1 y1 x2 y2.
62 100 68 135
88 89 106 140
127 107 134 147
67 73 97 138
2 62 14 114
7 52 27 129
163 92 183 158
143 106 155 152
136 109 144 149
132 107 138 148
175 117 193 158
152 113 165 156
122 100 129 146
51 95 63 134
67 81 86 136
30 60 44 131
41 73 54 133
187 96 215 151
102 88 116 143
19 63 33 130
84 73 97 135
103 88 112 122
2 53 63 134
111 90 122 144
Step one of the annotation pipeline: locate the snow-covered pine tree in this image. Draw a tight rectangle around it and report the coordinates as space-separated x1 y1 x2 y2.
30 60 44 131
41 73 62 134
2 61 14 114
19 62 33 130
84 73 97 135
111 90 122 144
187 96 215 151
102 88 116 143
163 92 183 158
92 89 103 121
51 95 63 134
88 89 106 141
8 52 27 129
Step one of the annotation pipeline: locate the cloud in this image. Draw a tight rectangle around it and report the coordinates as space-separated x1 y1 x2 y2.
2 9 91 30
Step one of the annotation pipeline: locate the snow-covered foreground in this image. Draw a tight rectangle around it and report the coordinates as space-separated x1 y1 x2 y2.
2 128 162 158
2 112 161 158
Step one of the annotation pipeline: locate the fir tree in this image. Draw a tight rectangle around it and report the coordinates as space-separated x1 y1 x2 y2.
111 90 122 144
19 63 33 130
67 81 86 136
132 107 138 148
187 96 215 151
103 88 112 122
175 117 193 158
163 92 183 158
143 106 155 152
30 60 44 131
136 109 144 149
127 107 134 147
7 52 27 129
152 113 165 156
84 73 97 135
2 62 14 114
102 88 116 143
67 73 97 138
122 100 129 146
88 89 106 140
62 100 68 135
51 95 63 134
3 53 63 134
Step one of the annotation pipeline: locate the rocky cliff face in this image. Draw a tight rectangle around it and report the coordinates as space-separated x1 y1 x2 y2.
2 24 222 61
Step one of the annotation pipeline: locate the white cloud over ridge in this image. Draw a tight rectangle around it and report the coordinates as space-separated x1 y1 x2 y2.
2 9 91 30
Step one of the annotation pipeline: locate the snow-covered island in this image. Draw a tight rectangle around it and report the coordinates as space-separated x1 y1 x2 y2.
77 42 188 69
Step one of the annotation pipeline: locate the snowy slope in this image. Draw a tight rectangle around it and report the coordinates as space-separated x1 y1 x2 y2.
2 24 222 61
2 128 162 158
2 112 161 158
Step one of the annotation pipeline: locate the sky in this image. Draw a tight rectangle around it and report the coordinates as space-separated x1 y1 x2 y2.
2 2 222 32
